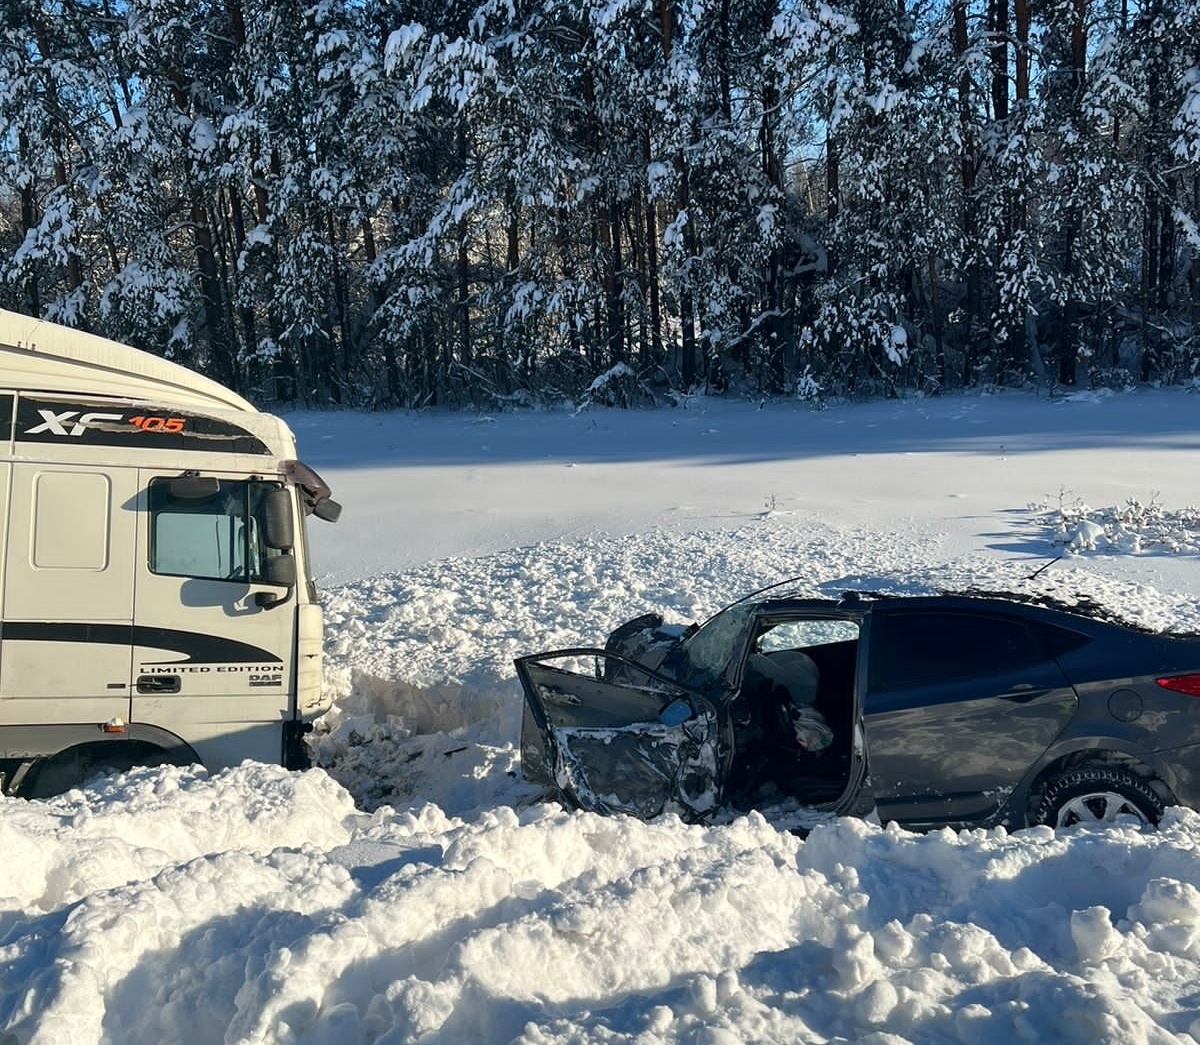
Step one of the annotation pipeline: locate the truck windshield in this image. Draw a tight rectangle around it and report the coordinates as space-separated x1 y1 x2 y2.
148 478 286 583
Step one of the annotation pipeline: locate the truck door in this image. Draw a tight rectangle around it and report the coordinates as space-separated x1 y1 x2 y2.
131 471 299 770
0 464 137 724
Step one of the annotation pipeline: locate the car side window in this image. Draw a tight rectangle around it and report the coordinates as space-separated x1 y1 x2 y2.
868 611 1044 689
757 618 860 652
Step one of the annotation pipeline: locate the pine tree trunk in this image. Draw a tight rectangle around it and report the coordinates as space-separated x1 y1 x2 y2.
953 0 978 383
642 129 663 365
1015 0 1030 102
457 128 472 370
761 33 785 389
678 159 698 389
326 212 349 404
607 194 626 363
657 0 698 388
17 131 40 314
1058 0 1089 386
190 193 236 389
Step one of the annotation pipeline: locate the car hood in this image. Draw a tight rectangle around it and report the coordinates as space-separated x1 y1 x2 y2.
604 612 693 673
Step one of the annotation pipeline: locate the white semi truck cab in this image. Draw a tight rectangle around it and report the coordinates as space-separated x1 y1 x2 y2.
0 309 342 797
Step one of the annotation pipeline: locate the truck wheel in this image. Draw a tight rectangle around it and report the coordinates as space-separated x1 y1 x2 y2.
18 755 92 799
19 745 178 799
1033 765 1164 828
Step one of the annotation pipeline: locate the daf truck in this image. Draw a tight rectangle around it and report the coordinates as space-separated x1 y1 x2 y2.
0 308 342 798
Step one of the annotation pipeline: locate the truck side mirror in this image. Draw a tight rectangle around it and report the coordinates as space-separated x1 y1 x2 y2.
262 487 295 550
254 553 296 609
313 497 342 523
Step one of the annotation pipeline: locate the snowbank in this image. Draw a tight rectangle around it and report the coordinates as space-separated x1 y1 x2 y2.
5 781 1200 1044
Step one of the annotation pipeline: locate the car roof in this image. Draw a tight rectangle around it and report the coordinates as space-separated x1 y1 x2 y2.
742 589 1177 635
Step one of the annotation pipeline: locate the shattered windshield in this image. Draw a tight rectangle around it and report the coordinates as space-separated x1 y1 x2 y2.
673 602 755 688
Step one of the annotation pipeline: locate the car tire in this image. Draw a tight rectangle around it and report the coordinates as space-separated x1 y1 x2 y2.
1033 765 1164 828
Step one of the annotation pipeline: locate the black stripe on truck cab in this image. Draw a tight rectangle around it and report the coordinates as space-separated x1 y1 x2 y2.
14 395 270 454
2 622 282 665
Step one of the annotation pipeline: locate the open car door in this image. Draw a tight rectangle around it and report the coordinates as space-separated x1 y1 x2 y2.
515 649 723 821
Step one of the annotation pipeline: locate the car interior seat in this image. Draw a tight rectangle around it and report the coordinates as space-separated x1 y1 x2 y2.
748 649 820 707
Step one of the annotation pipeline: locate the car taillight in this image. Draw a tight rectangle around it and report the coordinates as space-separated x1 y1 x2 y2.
1156 674 1200 696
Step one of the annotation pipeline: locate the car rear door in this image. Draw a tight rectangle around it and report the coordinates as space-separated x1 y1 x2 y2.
515 649 724 821
863 606 1078 826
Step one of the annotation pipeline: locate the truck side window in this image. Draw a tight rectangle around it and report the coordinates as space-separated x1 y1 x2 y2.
148 478 283 583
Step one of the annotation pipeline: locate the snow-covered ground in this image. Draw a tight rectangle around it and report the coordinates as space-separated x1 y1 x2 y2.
5 387 1200 1045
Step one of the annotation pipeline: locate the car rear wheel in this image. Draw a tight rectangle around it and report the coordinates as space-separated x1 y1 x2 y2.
1033 765 1164 828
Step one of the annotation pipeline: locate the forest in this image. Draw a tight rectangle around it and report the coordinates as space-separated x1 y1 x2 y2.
2 0 1199 409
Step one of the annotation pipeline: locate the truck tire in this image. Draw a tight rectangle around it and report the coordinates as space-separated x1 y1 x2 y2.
18 743 184 799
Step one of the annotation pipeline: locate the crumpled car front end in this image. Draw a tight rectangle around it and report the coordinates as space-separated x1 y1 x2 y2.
515 647 724 820
603 612 694 673
519 613 692 792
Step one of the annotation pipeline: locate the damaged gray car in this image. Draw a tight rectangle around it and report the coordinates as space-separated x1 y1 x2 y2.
515 586 1200 830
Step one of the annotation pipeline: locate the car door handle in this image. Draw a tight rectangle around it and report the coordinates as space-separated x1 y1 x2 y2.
1002 684 1040 703
137 675 181 694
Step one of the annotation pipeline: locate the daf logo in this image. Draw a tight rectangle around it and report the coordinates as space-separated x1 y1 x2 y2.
25 409 125 437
